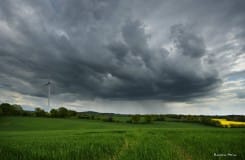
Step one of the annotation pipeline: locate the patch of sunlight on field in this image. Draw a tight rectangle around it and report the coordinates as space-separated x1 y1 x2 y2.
212 118 245 128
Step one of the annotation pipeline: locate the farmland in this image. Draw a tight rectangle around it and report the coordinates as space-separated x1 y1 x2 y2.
211 118 245 128
0 117 244 160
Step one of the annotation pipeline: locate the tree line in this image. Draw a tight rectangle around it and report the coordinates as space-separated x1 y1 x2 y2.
1 103 244 125
0 103 77 118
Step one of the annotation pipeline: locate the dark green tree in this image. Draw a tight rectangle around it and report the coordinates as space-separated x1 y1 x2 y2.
0 107 2 116
12 104 24 115
0 103 24 116
50 109 58 117
67 110 77 117
0 103 13 115
34 107 46 117
57 107 68 118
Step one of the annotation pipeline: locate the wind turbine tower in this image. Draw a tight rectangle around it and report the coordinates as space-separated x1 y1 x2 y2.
45 80 51 109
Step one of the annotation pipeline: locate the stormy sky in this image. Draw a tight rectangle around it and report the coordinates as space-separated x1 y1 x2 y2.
0 0 244 114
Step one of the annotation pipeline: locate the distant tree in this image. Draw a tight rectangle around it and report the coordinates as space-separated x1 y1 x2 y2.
0 103 24 116
227 115 245 122
77 114 90 119
50 109 58 117
67 110 77 117
103 116 114 122
0 103 13 115
144 115 153 123
131 115 141 123
90 115 95 120
22 110 34 117
34 107 46 117
12 104 24 115
200 117 212 125
155 115 165 121
0 107 2 116
57 107 68 118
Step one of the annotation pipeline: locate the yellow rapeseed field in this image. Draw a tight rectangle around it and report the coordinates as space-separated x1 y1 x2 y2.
211 118 245 128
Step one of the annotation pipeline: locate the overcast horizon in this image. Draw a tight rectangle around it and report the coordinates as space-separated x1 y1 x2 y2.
0 0 244 115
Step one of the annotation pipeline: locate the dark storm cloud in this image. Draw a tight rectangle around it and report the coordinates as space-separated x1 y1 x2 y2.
170 24 205 58
0 0 243 102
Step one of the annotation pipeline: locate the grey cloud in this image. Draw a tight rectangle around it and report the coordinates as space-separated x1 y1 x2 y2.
226 71 245 81
0 0 243 104
236 91 245 99
171 24 206 58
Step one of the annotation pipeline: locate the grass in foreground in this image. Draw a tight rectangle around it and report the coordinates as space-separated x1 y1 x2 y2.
0 117 244 160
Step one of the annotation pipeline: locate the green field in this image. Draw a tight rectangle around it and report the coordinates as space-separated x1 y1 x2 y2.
0 117 244 160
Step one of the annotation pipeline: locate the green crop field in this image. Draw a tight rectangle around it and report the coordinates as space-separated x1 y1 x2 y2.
0 117 244 160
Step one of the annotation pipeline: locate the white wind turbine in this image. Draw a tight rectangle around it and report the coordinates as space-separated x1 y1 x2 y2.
44 80 52 110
